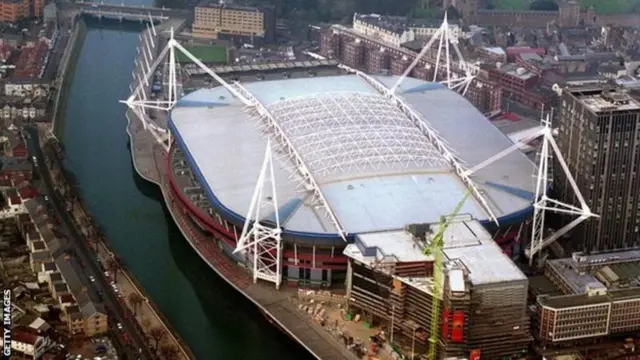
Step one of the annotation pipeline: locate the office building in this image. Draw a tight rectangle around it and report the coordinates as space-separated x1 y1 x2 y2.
533 251 640 347
556 86 640 252
192 2 275 44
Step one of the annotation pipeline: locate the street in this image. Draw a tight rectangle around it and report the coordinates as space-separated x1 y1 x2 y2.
24 126 154 360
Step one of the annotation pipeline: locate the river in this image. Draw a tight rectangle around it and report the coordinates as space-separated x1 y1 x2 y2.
58 16 312 360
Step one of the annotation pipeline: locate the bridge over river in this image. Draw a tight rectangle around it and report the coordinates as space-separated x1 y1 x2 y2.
56 0 190 21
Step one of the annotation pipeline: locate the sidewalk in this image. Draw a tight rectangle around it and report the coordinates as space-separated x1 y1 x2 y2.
81 205 191 360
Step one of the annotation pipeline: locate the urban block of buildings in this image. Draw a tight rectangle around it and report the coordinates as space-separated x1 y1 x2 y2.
22 199 110 337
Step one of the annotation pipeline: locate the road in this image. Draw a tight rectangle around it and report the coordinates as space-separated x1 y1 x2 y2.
24 126 155 360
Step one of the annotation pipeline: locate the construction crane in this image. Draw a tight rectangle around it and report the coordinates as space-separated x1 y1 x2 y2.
423 191 471 360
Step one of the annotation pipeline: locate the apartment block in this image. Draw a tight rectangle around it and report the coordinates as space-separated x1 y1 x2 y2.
192 2 275 44
556 86 640 252
0 0 44 23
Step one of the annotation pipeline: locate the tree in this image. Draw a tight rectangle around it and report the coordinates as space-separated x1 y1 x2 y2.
149 327 167 351
106 257 120 281
159 344 179 360
446 5 461 20
529 0 559 11
127 292 144 316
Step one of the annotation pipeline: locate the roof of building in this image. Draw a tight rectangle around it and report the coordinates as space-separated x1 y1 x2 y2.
354 13 458 36
30 250 50 262
0 157 31 172
49 272 63 282
547 249 640 294
55 256 104 318
538 287 640 309
343 218 526 288
169 75 536 237
11 330 38 345
196 1 260 12
568 87 640 113
32 240 46 251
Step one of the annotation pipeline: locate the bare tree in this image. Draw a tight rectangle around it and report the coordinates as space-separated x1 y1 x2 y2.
149 327 167 351
128 292 144 316
159 344 180 360
107 257 120 281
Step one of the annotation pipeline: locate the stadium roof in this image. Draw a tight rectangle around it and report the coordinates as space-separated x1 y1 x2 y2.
169 75 536 237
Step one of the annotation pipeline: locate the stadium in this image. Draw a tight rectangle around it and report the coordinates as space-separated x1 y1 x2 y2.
164 73 537 288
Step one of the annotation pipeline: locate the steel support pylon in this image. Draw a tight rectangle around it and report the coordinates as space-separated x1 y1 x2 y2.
526 114 597 264
120 26 252 153
233 141 283 290
461 113 598 264
389 13 475 96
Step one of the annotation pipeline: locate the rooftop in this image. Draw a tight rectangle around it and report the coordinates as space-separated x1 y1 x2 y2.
547 249 640 294
354 13 456 35
343 219 526 288
569 87 640 113
538 287 640 309
56 256 104 317
169 75 536 237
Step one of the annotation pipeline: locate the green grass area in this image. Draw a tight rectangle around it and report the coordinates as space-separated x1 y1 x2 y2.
580 0 638 14
489 0 640 13
176 45 228 64
491 0 530 11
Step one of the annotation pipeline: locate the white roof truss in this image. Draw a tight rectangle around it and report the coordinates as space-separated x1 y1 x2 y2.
231 82 349 241
265 92 449 181
339 64 501 225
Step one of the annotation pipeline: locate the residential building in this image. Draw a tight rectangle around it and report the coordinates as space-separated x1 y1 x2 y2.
22 199 109 337
3 80 50 98
556 86 640 252
0 329 49 359
0 0 45 23
352 13 462 47
320 26 502 113
487 63 546 110
191 2 275 44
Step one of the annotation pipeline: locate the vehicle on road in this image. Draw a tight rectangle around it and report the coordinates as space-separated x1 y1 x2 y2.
117 323 123 331
89 275 96 283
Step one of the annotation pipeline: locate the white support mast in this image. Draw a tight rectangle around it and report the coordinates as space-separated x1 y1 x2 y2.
389 13 474 96
148 14 157 36
461 113 598 264
233 141 283 290
121 26 254 153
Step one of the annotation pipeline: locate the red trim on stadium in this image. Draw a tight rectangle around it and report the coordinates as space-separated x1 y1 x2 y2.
166 145 348 269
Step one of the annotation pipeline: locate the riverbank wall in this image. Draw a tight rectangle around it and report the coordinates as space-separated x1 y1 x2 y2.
52 17 87 137
42 136 194 360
